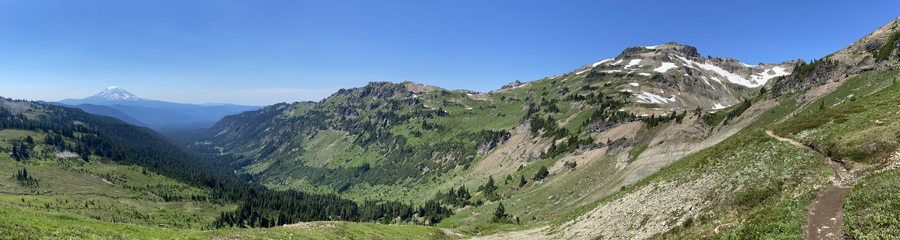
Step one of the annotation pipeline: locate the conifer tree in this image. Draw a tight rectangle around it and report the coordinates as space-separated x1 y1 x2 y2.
518 175 526 187
492 202 507 223
533 166 549 181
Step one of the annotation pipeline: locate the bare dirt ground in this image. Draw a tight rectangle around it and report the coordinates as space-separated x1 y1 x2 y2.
468 227 547 240
765 130 810 150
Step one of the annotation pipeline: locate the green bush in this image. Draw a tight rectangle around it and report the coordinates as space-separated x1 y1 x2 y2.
845 169 900 239
533 166 549 181
873 30 900 61
733 184 780 209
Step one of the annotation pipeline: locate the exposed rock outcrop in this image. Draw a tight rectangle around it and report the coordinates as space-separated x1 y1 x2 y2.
771 17 900 98
500 80 524 90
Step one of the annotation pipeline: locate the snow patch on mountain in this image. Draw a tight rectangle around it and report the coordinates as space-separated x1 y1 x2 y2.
653 62 677 73
635 92 673 104
625 59 642 68
677 56 763 88
591 59 614 67
712 103 730 109
749 66 789 83
93 86 145 101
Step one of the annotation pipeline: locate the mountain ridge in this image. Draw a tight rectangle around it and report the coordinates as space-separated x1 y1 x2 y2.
191 42 792 206
58 86 262 131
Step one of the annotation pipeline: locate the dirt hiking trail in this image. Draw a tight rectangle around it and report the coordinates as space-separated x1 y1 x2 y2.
765 130 851 240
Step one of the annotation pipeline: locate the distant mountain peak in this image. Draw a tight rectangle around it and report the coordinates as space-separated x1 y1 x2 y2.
91 86 144 101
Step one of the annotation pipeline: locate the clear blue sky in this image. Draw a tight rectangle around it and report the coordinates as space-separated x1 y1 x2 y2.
1 0 897 106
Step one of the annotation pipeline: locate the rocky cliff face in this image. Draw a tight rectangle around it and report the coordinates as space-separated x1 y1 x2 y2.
771 17 900 98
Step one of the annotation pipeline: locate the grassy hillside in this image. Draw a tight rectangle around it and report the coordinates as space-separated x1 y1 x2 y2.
198 77 638 202
768 69 900 239
844 168 900 239
0 202 459 239
0 97 457 235
0 129 233 229
773 69 900 165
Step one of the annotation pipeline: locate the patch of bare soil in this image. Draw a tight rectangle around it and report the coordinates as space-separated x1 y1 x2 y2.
806 185 851 240
468 227 547 240
765 130 810 150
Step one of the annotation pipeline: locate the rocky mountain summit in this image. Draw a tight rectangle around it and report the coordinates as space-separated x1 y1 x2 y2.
515 42 797 111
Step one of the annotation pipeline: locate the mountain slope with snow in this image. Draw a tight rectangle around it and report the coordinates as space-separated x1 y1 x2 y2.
555 42 797 110
91 86 145 101
58 87 261 131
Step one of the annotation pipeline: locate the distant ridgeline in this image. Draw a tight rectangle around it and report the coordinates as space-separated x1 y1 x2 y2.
56 86 261 131
0 97 451 227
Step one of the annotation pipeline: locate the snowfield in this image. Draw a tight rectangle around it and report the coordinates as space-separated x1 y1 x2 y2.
625 59 642 68
635 91 674 104
591 59 613 67
750 66 789 83
653 62 677 73
677 56 764 88
712 103 730 110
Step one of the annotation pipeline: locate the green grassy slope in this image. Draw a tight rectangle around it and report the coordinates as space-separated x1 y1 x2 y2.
643 129 831 239
767 69 900 239
0 115 232 229
773 69 900 165
197 75 642 203
844 168 900 239
0 202 458 240
0 97 459 236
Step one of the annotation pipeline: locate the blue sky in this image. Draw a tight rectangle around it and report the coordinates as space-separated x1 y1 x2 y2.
0 0 897 106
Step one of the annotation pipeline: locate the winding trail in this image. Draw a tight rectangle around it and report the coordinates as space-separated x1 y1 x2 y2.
765 130 852 240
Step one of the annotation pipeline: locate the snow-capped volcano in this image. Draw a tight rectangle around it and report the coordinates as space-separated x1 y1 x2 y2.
56 86 262 131
90 86 145 101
